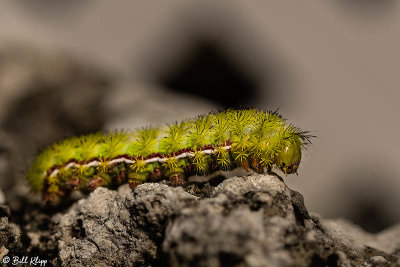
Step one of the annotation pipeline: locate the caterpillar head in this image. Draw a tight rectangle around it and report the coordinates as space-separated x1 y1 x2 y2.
275 139 302 176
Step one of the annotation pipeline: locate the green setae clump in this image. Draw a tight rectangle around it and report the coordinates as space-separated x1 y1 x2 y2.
26 109 313 204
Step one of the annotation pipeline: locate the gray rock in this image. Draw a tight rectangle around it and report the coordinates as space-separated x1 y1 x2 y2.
163 175 332 267
50 174 400 266
53 188 154 267
53 184 197 266
0 190 23 260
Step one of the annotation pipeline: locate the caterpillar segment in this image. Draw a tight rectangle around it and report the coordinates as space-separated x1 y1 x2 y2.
26 109 312 204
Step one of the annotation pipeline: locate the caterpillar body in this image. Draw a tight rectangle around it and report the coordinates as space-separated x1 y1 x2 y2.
27 109 312 203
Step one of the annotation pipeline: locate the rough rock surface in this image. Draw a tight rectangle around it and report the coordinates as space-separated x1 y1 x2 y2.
52 183 198 266
48 174 400 266
0 189 23 261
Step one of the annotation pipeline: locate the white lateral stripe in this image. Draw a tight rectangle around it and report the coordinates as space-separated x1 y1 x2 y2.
87 161 101 167
47 144 232 177
174 152 195 159
65 162 78 168
144 157 165 164
49 169 59 178
109 158 134 165
201 149 214 155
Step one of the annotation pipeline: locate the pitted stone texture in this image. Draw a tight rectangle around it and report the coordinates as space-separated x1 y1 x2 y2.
54 184 197 266
54 188 155 267
0 191 23 261
52 174 400 266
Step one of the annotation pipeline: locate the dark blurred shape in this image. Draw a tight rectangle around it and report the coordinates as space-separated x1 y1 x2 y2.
336 165 400 233
310 253 339 267
2 87 106 150
351 198 398 233
160 41 258 108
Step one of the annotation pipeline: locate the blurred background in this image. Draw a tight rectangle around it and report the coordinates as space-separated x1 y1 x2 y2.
0 0 399 233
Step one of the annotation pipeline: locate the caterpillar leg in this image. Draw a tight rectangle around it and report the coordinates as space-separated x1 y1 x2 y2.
168 172 186 186
147 167 162 182
42 176 63 205
232 150 250 172
87 176 104 191
112 164 128 185
128 179 142 190
265 165 273 175
63 177 80 191
128 171 147 190
250 157 264 174
241 160 249 172
163 157 187 186
43 191 62 205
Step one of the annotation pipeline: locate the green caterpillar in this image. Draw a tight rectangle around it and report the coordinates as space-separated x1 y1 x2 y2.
27 109 312 203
